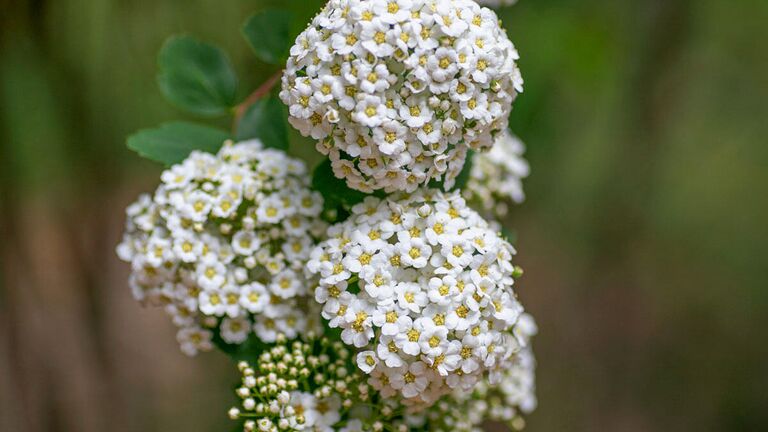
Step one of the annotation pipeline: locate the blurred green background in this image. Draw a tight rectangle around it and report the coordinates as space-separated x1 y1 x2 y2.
1 0 767 431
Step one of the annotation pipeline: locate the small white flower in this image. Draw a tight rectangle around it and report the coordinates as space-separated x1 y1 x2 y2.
220 284 243 318
269 270 303 299
220 317 250 344
238 283 268 315
356 350 379 374
340 299 376 347
199 288 226 317
397 238 431 268
232 230 261 256
176 326 213 356
389 361 429 398
395 282 428 313
372 306 411 336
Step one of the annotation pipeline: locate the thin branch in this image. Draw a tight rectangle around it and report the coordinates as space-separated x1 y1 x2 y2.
233 70 283 127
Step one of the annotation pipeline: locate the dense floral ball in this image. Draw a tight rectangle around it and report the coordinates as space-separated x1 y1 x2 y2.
474 0 518 8
228 335 409 432
281 0 523 193
116 140 326 355
463 129 529 221
307 189 525 408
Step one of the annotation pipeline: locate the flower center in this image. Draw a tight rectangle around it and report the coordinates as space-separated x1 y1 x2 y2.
429 336 440 348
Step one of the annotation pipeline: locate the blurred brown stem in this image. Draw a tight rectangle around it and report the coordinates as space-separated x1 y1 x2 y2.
233 70 283 128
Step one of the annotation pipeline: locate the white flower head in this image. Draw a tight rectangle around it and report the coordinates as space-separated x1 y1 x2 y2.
282 0 523 193
117 139 326 355
308 188 526 408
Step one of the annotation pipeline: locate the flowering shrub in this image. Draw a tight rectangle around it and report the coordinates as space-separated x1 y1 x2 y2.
117 140 326 355
119 0 538 429
281 0 523 193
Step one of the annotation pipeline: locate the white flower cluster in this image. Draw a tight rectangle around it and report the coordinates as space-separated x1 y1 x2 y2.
116 140 326 355
463 129 529 220
441 312 538 431
479 312 538 426
474 0 518 8
307 188 525 408
229 336 410 432
411 313 536 431
281 0 523 193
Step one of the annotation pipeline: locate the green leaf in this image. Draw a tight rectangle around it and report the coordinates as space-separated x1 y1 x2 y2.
127 121 230 165
242 9 293 65
235 96 288 150
157 35 238 116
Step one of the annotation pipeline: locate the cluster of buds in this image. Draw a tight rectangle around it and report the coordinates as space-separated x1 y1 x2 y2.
228 335 415 431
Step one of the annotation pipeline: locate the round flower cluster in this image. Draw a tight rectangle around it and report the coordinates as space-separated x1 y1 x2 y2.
281 0 523 193
463 129 529 221
116 140 326 355
307 188 525 408
228 335 410 432
475 0 518 8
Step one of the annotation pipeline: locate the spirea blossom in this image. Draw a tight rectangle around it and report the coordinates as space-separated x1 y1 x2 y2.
281 0 523 193
116 140 326 355
229 335 410 432
307 188 525 408
474 0 518 8
463 129 529 220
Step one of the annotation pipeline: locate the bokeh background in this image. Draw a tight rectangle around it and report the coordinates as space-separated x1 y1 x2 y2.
2 0 767 431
